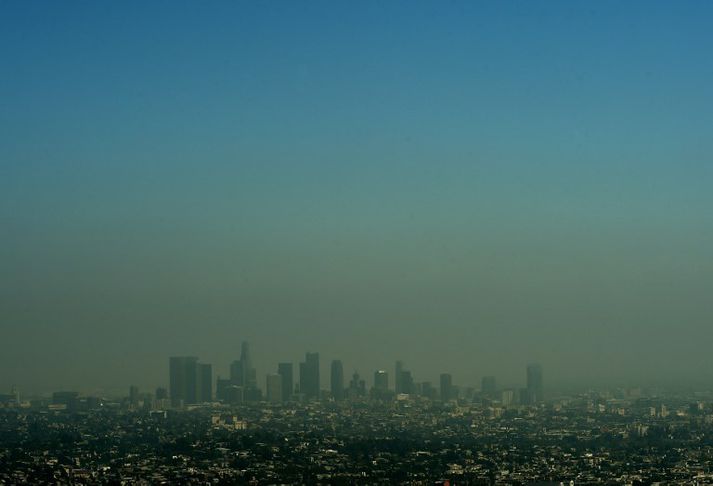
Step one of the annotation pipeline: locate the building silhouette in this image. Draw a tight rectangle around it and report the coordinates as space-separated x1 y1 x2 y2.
169 357 212 406
347 371 366 398
240 341 257 388
440 373 453 402
374 370 388 391
526 363 544 404
277 362 293 402
222 341 260 402
395 361 404 393
372 370 389 400
300 352 320 400
169 357 198 406
330 360 344 401
400 370 414 394
393 361 417 394
229 360 243 386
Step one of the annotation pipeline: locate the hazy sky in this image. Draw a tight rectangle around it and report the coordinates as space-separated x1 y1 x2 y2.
2 1 713 395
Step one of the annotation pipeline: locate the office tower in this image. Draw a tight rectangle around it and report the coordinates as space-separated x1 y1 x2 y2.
240 341 252 372
155 387 168 401
169 356 199 406
277 363 293 402
440 373 453 402
197 363 212 402
371 370 389 400
347 371 366 397
240 341 257 388
330 360 345 399
229 360 244 386
299 352 320 400
394 361 415 395
129 385 139 406
526 363 544 404
400 370 414 394
481 376 497 398
374 370 388 391
266 374 282 403
330 360 344 401
395 361 404 393
229 341 259 402
216 378 232 401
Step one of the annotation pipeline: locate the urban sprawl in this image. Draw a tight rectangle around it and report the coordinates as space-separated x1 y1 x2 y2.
2 343 713 484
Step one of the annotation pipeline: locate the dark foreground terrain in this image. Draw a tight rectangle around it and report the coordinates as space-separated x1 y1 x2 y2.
2 393 713 484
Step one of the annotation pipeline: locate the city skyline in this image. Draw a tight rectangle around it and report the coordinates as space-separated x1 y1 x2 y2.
168 344 546 406
3 1 713 483
5 341 711 398
4 335 711 397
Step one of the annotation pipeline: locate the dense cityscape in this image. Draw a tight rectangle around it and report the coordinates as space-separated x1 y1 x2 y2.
3 342 713 484
5 0 713 484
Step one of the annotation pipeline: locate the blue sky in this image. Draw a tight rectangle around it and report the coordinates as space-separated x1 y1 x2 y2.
2 1 713 393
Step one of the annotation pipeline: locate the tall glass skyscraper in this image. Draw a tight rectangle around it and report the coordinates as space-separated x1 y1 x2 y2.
277 362 293 402
526 363 544 404
330 360 344 400
300 352 320 400
169 356 198 406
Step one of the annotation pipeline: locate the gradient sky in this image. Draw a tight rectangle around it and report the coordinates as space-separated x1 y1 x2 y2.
2 1 713 396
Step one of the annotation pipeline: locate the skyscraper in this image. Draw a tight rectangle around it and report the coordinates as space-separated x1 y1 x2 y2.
240 341 257 388
371 370 389 400
266 374 282 403
277 362 293 402
197 363 212 402
215 377 231 401
330 360 344 401
440 373 453 402
374 370 388 391
395 361 403 393
300 352 320 400
229 360 244 386
169 357 212 406
400 370 414 394
526 363 544 404
347 370 366 397
169 356 198 406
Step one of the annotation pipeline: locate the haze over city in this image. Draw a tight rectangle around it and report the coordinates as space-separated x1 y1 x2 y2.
2 1 713 396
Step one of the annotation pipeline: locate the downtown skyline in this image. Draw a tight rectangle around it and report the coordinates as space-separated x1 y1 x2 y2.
167 341 545 406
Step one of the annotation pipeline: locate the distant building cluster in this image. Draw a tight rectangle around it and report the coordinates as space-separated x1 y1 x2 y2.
163 341 545 409
5 346 713 485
